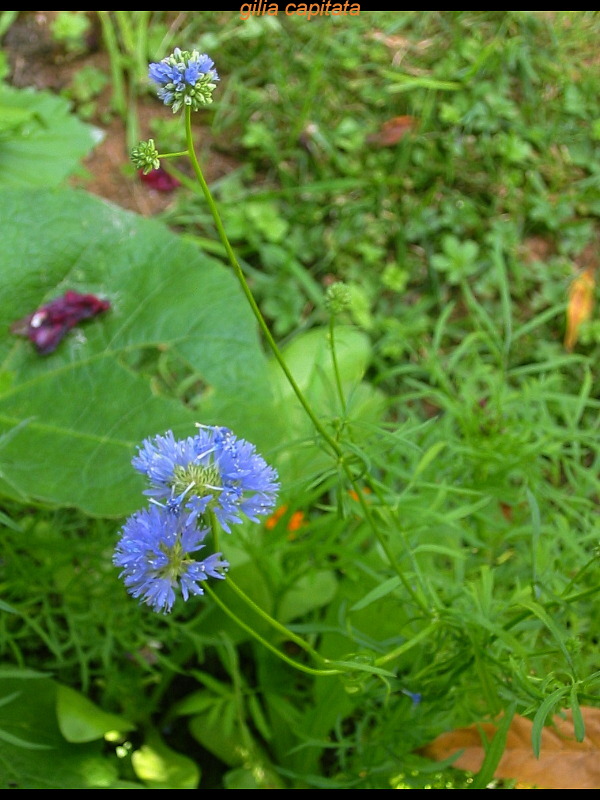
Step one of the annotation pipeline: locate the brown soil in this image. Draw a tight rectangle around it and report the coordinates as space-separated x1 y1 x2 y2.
3 11 238 216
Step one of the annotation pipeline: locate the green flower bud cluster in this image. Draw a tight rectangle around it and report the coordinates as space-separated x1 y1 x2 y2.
131 139 160 174
325 282 352 314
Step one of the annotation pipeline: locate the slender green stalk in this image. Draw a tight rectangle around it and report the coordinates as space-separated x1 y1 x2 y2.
474 646 502 715
158 150 189 160
209 513 334 669
560 555 599 599
125 81 140 153
183 107 340 460
132 12 151 85
374 622 438 667
98 12 127 119
225 576 330 664
328 316 347 416
113 11 136 56
181 106 428 614
204 584 341 677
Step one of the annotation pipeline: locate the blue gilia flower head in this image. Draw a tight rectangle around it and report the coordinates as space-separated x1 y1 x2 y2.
132 425 280 533
113 504 228 614
148 47 219 113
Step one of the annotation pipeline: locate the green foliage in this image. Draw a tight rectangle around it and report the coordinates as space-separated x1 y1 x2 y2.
50 11 91 56
61 65 110 120
0 188 279 515
431 235 481 284
0 669 137 788
0 84 100 188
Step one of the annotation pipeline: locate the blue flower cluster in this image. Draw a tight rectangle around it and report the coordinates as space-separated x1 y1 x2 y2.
114 424 279 614
148 48 219 113
114 505 227 616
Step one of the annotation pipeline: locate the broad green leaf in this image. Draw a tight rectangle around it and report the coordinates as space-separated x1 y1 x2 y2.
131 727 199 789
188 702 280 786
56 684 136 743
0 188 279 516
0 674 125 788
223 766 285 789
188 698 245 768
277 569 338 622
0 103 35 136
271 326 371 401
0 85 101 187
224 768 264 789
268 326 385 484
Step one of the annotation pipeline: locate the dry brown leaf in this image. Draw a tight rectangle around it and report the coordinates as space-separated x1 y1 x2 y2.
420 708 600 789
368 116 417 147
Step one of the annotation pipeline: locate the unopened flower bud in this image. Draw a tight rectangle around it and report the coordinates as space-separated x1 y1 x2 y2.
325 282 351 314
131 139 160 174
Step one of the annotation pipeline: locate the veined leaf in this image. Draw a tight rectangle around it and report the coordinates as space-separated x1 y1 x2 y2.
0 84 101 187
0 188 279 516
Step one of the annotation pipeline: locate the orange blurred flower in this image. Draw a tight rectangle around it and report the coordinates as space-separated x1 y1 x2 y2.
265 505 306 534
565 266 595 351
348 486 372 502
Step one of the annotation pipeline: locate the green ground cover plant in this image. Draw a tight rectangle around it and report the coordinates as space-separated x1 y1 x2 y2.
0 10 599 789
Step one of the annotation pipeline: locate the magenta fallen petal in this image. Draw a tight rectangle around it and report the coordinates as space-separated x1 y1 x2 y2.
11 290 111 355
139 167 181 192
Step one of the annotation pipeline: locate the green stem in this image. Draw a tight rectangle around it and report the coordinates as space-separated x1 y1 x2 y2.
132 11 151 89
209 513 331 668
183 107 427 614
184 107 338 458
560 555 599 599
114 11 136 57
125 79 140 153
374 622 438 667
347 482 427 613
227 575 327 663
158 150 189 160
98 12 127 119
328 316 347 416
204 584 341 677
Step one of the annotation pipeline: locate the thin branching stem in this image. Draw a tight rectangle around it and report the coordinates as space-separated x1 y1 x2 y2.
181 108 428 614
